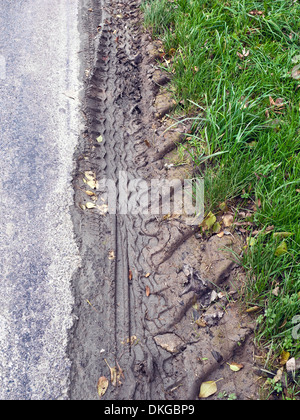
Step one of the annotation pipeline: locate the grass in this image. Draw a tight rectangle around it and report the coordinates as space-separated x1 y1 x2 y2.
142 0 300 390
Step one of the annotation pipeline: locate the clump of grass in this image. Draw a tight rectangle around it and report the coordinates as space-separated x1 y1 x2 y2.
143 0 300 368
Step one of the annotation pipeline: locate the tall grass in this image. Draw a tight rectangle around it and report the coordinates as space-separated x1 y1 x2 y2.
143 0 300 365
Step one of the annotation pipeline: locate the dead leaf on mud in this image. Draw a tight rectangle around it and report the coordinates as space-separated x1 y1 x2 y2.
146 285 151 297
128 270 133 281
104 359 124 387
273 368 284 384
222 214 234 227
85 202 97 209
96 135 103 143
121 335 138 346
108 250 115 260
228 362 244 372
195 318 207 328
199 380 222 399
97 376 109 399
84 171 98 190
85 190 96 197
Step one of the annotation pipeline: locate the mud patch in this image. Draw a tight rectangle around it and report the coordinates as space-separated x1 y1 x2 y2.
68 0 260 400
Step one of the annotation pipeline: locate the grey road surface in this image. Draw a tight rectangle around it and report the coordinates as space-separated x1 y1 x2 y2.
0 0 81 399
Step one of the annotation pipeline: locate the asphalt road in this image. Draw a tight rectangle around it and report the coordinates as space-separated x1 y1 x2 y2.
0 0 81 399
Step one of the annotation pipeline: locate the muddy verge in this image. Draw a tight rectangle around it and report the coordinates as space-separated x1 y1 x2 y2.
68 0 260 400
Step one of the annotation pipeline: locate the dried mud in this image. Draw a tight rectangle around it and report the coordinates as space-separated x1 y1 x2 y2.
68 0 260 400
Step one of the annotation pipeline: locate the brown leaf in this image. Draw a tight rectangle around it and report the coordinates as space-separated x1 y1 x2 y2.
249 10 265 16
195 319 207 328
128 270 133 281
222 214 234 227
269 96 276 107
228 362 244 372
146 286 150 297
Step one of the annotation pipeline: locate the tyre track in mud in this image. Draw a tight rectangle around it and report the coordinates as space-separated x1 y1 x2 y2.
69 0 162 400
69 0 259 400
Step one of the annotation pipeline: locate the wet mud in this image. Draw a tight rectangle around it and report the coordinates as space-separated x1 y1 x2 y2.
68 0 259 400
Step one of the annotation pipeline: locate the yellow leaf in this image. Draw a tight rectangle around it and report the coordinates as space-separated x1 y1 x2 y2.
199 381 218 399
212 222 221 234
97 376 109 399
273 232 294 239
86 202 96 209
200 211 216 231
275 241 288 257
86 179 98 190
97 135 103 143
246 306 260 313
84 171 96 181
85 190 96 197
280 350 290 366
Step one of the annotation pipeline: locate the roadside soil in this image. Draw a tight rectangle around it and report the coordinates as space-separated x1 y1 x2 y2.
68 0 261 400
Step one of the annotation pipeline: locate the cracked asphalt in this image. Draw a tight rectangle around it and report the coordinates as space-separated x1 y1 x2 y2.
0 0 81 399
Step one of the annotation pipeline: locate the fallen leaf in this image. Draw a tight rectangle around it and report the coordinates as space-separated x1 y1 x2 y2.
199 380 219 399
247 237 256 247
85 190 96 197
286 357 296 374
292 55 300 64
84 171 96 181
128 270 133 281
145 285 150 297
104 359 118 387
292 64 300 80
217 231 225 238
86 202 96 209
237 49 250 59
280 350 290 366
273 232 294 239
97 135 103 143
269 96 276 107
274 98 285 110
86 179 98 189
219 202 229 212
97 376 109 399
97 204 109 214
249 10 264 16
272 286 280 297
200 211 216 231
246 306 260 313
145 273 151 278
195 319 207 328
273 368 284 384
228 362 244 372
108 250 115 260
222 214 234 227
275 241 288 257
212 222 222 234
